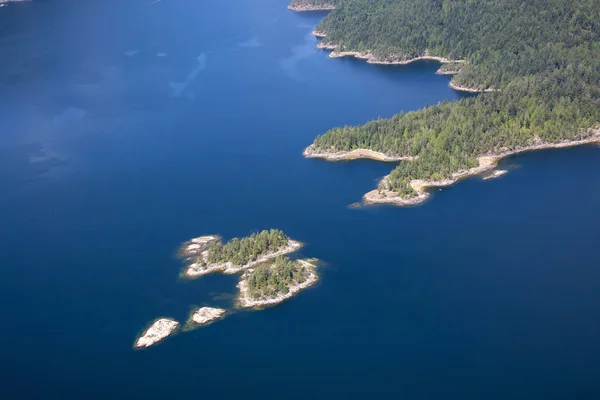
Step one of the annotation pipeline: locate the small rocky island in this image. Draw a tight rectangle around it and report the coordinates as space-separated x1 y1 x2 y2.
180 229 301 278
238 256 318 308
134 318 179 349
188 306 226 327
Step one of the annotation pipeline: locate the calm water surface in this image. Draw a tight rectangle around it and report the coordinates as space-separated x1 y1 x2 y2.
1 0 600 398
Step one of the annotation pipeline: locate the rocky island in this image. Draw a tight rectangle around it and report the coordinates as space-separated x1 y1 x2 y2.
135 229 322 349
186 307 227 329
134 318 179 349
237 256 318 308
181 229 302 278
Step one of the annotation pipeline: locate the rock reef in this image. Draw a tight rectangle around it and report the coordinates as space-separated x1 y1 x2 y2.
134 318 179 349
180 235 219 257
190 307 226 326
483 169 508 180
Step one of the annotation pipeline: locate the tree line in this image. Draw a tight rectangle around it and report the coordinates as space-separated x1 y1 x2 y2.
200 229 289 267
246 256 310 300
301 0 600 197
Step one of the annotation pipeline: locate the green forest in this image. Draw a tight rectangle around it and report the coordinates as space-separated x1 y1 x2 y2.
196 229 289 267
294 0 600 197
245 256 311 300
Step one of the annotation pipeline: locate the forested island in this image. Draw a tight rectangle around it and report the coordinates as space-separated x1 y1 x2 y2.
291 0 600 205
135 230 320 349
237 256 318 308
180 230 319 308
181 229 301 278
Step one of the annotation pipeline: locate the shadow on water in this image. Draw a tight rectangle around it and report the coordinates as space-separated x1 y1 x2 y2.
0 143 66 197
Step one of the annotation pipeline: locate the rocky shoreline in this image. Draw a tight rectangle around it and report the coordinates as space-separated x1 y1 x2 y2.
237 260 318 308
184 240 302 278
288 3 335 12
449 81 497 93
316 41 463 66
310 32 501 93
483 169 508 180
436 67 462 75
303 145 414 162
180 235 220 257
363 129 600 206
134 318 179 349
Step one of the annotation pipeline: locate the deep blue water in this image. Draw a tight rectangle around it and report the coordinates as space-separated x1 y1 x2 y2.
1 0 600 398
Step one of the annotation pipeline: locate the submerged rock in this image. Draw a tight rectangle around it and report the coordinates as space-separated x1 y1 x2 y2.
483 169 508 180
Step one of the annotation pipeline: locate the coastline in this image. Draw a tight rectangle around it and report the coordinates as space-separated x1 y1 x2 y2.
363 129 600 206
184 240 302 278
449 81 497 93
134 318 179 349
435 68 461 75
237 260 318 308
288 4 335 12
180 235 220 258
315 41 464 66
312 32 465 65
310 32 499 93
303 145 414 162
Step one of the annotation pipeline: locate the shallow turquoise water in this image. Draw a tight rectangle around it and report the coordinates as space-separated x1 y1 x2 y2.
1 0 600 398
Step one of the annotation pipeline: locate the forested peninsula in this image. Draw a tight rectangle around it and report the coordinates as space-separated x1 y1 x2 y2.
292 0 600 205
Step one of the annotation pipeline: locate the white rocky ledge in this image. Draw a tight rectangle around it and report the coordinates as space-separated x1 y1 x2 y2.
134 318 179 349
184 240 302 278
190 307 226 325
